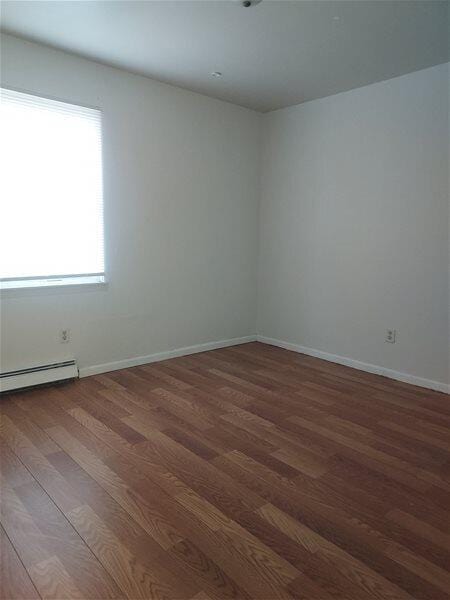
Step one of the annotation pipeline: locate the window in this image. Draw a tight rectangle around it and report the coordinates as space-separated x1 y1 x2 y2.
0 88 105 290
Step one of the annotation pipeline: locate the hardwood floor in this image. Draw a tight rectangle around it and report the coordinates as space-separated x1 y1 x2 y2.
1 341 449 600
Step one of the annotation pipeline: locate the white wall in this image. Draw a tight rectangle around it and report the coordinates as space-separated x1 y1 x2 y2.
0 34 261 373
258 63 449 388
1 34 448 390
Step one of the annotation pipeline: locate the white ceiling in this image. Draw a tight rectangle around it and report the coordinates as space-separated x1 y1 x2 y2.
1 1 448 112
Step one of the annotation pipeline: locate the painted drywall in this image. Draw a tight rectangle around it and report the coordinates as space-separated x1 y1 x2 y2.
0 33 261 372
1 34 448 389
258 63 449 387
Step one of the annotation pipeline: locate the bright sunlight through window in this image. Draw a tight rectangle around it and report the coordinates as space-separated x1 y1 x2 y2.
0 88 105 290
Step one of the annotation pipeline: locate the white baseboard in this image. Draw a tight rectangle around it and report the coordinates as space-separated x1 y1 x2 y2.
257 335 449 394
79 335 257 378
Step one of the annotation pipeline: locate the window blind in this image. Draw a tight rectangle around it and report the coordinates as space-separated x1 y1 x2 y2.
0 88 105 289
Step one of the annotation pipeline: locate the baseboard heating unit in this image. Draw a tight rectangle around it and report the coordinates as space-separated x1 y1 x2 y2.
0 360 79 393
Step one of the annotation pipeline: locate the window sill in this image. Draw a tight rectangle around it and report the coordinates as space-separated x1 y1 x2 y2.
0 274 106 291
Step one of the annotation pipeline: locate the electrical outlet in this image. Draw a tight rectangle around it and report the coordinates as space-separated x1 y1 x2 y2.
60 329 70 344
385 329 396 343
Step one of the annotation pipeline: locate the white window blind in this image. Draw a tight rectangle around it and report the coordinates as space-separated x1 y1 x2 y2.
0 88 105 289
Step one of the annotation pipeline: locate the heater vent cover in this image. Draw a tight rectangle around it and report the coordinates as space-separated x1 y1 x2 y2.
0 360 78 393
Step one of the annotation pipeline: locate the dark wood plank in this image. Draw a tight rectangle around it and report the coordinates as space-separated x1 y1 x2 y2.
0 525 40 600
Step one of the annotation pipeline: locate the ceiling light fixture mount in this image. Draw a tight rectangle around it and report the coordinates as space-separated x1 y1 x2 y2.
241 0 262 7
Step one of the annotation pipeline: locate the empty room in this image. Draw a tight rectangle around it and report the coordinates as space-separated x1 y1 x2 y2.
0 1 449 598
